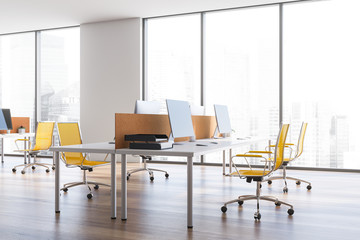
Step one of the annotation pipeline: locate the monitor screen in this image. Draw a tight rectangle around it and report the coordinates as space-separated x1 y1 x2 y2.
134 100 161 114
0 109 12 130
214 104 231 134
166 99 195 140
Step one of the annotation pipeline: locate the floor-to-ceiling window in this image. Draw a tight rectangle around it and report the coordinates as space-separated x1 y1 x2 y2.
39 28 80 122
145 0 360 170
0 33 36 124
283 0 360 169
0 33 35 153
146 14 201 113
0 27 79 155
204 6 279 163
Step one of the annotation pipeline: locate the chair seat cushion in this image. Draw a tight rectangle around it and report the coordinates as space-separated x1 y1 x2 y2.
65 157 109 167
230 169 271 177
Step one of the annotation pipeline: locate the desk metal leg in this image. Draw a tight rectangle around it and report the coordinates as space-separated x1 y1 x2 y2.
222 150 226 175
1 138 3 163
187 156 193 228
23 137 27 164
111 153 117 219
121 154 127 220
55 151 60 213
229 149 232 174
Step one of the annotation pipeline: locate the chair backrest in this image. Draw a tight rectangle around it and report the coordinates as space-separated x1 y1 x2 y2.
273 123 290 171
57 122 83 163
32 122 55 151
295 122 308 158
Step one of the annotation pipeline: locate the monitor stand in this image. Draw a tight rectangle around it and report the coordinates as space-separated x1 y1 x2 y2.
169 132 196 145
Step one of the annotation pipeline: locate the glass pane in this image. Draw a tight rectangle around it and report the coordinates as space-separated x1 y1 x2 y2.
204 6 279 163
284 0 360 169
146 14 201 162
147 14 201 113
0 33 36 153
39 27 80 122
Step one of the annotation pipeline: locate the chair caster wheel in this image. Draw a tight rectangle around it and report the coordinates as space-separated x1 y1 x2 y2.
275 202 281 206
52 166 56 170
165 173 169 178
94 185 99 190
268 180 272 184
32 166 36 170
221 206 227 213
238 200 244 206
46 169 50 173
21 170 25 174
127 174 130 181
307 185 312 190
254 212 261 220
63 188 68 192
287 208 294 215
283 187 288 193
12 168 16 173
150 176 154 181
296 180 301 185
87 193 93 199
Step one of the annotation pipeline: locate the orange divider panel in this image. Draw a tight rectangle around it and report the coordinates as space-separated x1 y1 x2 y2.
115 113 217 149
0 117 30 134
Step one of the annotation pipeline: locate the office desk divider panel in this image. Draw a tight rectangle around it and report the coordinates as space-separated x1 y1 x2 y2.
115 113 217 149
0 117 30 134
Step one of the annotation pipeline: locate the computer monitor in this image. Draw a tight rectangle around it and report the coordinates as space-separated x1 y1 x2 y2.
214 104 231 137
0 108 13 130
134 100 161 114
166 99 195 142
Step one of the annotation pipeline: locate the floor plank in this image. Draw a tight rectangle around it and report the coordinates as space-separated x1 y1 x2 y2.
1 156 359 239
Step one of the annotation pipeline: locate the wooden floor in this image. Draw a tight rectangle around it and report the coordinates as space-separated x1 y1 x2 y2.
1 156 359 240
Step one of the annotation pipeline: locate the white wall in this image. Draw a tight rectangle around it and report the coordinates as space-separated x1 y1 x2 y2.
80 18 142 144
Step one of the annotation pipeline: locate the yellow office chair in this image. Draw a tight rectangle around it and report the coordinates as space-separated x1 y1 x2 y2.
57 122 110 199
12 121 55 174
265 122 311 192
221 124 294 220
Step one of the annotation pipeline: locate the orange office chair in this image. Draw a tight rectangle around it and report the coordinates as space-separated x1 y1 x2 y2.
57 122 110 199
265 122 311 192
221 124 294 220
12 121 55 174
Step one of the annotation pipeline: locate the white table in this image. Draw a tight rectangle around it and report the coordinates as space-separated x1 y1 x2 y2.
0 133 35 163
50 138 266 228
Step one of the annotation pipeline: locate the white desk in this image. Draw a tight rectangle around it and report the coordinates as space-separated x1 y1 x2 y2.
0 133 35 163
49 142 117 219
50 138 265 228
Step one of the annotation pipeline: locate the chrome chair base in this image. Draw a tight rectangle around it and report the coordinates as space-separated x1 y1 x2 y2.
221 181 294 220
265 166 312 192
127 156 169 181
12 156 55 174
61 170 110 199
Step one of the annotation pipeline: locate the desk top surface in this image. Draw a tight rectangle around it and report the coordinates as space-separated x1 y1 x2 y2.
50 142 116 154
49 137 267 157
0 133 35 138
117 137 266 157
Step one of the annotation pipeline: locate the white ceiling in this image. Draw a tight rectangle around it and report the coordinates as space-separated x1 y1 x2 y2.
0 0 299 34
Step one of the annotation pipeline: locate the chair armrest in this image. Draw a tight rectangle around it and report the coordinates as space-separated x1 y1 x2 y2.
235 154 264 158
14 138 31 151
269 143 294 147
